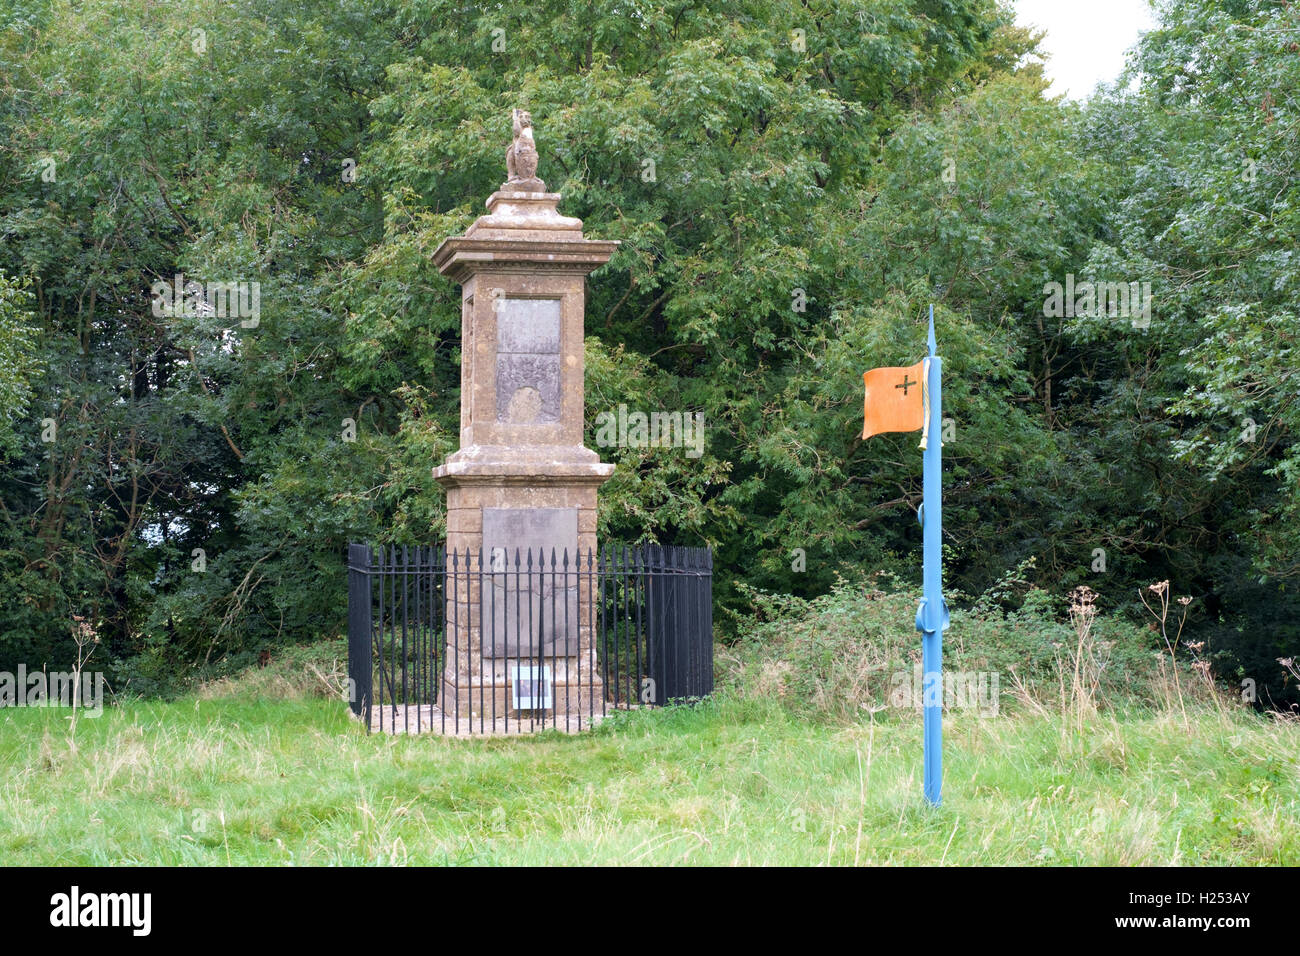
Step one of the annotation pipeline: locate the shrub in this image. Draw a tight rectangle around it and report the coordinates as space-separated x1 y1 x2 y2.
721 571 1187 721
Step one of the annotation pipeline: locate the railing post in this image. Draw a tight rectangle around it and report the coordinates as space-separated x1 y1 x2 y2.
346 543 374 729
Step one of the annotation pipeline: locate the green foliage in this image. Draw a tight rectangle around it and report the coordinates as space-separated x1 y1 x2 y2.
0 0 1295 712
0 272 40 455
0 0 1022 678
723 572 1165 719
1061 0 1300 698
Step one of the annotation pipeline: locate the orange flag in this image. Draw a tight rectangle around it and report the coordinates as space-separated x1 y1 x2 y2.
863 361 926 440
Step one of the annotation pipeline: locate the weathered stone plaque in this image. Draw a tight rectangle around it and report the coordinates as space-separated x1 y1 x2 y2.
481 507 579 658
497 298 561 352
496 298 561 424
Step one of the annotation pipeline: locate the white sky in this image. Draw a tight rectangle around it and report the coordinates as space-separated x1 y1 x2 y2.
1013 0 1158 100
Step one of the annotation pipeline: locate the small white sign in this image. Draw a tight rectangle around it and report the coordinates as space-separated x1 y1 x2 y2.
511 664 552 711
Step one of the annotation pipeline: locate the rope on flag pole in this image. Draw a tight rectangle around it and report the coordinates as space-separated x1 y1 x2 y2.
918 357 932 451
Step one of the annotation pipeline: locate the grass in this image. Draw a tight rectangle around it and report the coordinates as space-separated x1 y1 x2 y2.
1 689 1297 865
5 581 1297 866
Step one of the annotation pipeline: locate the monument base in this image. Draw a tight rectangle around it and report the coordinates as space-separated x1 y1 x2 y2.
439 658 606 720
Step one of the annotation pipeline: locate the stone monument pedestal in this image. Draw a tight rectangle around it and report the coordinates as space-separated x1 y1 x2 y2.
431 110 617 723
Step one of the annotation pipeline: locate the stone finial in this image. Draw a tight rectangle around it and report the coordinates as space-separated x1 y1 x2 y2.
433 107 616 277
505 108 543 189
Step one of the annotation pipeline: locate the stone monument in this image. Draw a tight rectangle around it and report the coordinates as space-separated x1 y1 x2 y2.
431 109 617 724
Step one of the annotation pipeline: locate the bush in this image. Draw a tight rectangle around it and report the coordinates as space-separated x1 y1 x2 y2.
720 571 1180 721
112 638 349 703
192 640 350 703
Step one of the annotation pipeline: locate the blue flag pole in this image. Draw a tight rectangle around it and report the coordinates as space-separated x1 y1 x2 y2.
916 304 947 806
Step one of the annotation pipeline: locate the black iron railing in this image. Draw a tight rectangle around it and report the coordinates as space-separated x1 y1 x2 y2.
346 543 713 734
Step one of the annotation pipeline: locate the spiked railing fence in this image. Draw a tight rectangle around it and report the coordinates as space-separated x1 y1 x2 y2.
346 543 713 734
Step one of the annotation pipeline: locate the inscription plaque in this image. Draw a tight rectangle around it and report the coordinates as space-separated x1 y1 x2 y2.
481 507 579 658
496 298 562 424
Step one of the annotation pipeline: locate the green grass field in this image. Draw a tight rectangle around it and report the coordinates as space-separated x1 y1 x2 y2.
2 690 1296 865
